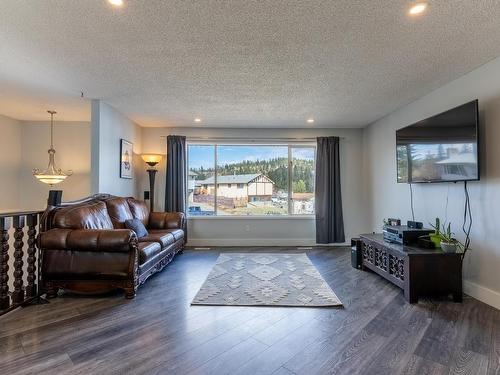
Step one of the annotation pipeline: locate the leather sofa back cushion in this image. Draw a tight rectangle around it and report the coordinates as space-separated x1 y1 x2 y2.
41 228 135 252
105 197 134 229
53 201 114 229
127 198 149 226
149 212 183 229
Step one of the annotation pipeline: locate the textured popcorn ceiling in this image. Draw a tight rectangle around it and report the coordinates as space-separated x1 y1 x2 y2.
1 0 500 127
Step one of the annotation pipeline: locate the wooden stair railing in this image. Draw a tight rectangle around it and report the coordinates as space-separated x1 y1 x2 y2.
0 210 44 316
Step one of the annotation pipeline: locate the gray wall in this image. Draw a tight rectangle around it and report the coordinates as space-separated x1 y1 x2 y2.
363 55 500 309
20 121 91 210
91 100 142 197
141 126 369 246
0 114 21 211
0 115 91 211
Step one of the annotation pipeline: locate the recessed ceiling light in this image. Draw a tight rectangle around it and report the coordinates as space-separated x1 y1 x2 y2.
108 0 124 7
408 2 428 16
194 118 202 123
307 118 315 124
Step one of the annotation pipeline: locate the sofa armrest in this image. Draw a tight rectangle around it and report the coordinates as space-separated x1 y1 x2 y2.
148 212 185 230
40 228 138 253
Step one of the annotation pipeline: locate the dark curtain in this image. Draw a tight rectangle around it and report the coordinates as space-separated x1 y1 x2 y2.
315 136 345 243
166 135 187 214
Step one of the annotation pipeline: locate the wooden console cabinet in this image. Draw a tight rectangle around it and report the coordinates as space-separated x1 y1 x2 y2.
359 234 463 303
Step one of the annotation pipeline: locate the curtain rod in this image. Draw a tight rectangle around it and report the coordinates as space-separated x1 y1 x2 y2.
159 136 345 141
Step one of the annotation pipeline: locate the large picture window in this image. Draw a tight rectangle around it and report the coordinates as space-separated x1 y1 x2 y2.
187 143 315 216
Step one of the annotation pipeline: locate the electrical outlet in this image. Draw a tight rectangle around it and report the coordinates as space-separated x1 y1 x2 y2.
245 224 250 232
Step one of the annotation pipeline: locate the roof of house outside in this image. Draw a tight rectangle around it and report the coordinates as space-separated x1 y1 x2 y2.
199 173 271 185
435 153 477 165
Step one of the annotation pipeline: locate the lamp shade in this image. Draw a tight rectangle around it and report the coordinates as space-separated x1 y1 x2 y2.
33 110 72 186
141 154 163 167
34 174 69 185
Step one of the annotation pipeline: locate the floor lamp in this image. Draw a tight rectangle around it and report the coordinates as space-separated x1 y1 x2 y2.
141 154 163 212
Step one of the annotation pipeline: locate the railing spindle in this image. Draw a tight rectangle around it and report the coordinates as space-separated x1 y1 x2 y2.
26 214 38 298
12 215 25 304
0 217 11 310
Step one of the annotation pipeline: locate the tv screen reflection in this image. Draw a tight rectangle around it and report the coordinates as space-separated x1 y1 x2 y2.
397 143 478 183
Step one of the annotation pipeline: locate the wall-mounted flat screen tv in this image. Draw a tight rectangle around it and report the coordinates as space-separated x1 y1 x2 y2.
396 100 479 183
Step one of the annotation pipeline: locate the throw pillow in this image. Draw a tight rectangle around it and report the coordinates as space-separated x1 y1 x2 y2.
125 218 148 238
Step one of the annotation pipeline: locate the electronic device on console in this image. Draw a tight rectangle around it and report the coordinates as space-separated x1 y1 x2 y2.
383 225 433 245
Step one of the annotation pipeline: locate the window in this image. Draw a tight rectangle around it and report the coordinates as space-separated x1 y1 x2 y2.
291 147 316 214
187 145 215 216
187 143 315 216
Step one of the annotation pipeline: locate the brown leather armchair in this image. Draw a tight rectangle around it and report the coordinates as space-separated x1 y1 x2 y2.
39 194 185 298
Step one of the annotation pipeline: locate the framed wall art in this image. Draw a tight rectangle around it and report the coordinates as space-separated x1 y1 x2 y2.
120 139 133 179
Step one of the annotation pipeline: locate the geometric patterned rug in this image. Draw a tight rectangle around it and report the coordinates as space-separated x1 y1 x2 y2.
191 253 342 307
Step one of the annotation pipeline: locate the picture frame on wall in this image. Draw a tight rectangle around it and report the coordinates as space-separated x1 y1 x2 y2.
120 139 133 179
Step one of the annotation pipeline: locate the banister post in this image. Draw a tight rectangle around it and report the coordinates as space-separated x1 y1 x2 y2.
0 217 11 310
12 215 25 304
26 214 38 298
47 190 63 206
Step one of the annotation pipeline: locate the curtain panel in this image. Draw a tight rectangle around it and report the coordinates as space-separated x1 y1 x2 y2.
165 135 187 235
315 136 345 243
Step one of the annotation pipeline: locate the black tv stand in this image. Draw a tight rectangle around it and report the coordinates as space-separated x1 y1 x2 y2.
359 233 462 303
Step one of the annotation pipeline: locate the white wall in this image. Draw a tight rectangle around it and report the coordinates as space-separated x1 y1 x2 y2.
216 184 247 199
91 100 142 198
248 181 273 196
363 55 500 309
0 114 22 212
141 127 368 246
20 121 91 210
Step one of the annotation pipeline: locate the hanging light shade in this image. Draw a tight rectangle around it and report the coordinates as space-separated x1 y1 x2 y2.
33 110 73 185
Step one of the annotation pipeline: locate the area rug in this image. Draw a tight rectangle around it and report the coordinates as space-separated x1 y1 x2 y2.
191 253 342 307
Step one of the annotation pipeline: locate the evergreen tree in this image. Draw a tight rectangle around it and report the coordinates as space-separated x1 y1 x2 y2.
189 156 314 192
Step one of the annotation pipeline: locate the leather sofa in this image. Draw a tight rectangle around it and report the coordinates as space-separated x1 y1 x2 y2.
39 194 185 298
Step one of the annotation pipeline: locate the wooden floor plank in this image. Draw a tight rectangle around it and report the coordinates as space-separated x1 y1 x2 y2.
448 347 489 375
401 354 449 375
188 337 269 375
487 309 500 375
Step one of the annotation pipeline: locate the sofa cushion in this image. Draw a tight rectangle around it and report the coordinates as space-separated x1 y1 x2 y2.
139 230 175 248
127 198 150 227
53 201 114 230
164 229 185 241
42 249 131 279
125 219 148 238
149 212 184 230
138 241 162 264
104 197 134 229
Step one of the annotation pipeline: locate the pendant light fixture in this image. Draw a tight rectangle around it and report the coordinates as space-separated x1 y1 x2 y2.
33 110 73 185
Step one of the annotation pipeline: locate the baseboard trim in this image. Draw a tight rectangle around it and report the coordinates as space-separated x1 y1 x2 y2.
463 279 500 310
186 238 348 247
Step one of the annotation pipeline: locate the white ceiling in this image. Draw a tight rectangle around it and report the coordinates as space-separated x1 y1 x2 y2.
1 1 500 127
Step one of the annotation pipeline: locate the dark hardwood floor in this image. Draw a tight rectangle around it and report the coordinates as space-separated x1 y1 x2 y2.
0 247 499 375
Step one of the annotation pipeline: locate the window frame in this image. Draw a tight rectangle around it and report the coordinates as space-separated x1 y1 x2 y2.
186 141 316 218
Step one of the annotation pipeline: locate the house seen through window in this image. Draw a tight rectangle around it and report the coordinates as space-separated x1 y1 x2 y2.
187 144 315 216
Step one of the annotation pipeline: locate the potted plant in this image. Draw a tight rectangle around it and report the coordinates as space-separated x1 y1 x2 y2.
430 221 463 253
429 217 441 249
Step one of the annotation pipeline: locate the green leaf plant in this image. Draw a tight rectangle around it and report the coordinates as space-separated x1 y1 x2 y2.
429 221 465 252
